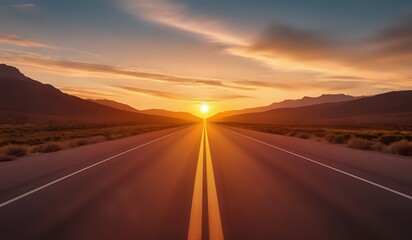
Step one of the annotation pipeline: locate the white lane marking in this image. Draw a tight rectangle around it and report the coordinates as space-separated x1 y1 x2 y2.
187 125 205 240
228 128 412 201
0 129 184 208
205 123 224 240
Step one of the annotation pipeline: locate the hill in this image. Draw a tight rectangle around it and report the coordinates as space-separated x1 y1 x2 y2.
140 109 201 123
0 64 182 124
88 99 139 113
210 94 360 121
89 99 201 122
216 91 412 125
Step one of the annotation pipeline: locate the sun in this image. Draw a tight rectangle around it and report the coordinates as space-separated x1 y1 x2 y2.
200 104 209 113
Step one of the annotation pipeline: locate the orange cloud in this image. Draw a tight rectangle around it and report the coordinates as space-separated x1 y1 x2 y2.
116 86 253 102
122 0 247 46
122 0 412 82
235 79 366 91
0 33 55 48
0 50 252 90
58 87 117 98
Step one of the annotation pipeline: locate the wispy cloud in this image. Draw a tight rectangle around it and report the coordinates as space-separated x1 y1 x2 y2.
232 20 412 74
122 0 247 46
13 3 35 9
0 49 251 90
122 0 412 81
59 87 117 98
0 33 55 48
116 86 253 102
236 80 366 91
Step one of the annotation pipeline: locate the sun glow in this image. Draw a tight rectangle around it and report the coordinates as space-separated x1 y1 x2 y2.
200 104 209 113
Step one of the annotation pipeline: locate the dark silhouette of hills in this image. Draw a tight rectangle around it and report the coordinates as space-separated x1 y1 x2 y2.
210 94 360 120
0 64 183 124
216 91 412 125
88 99 201 122
140 109 201 122
88 99 140 113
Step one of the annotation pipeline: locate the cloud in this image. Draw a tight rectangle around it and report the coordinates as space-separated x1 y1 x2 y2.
233 19 412 74
116 86 253 102
59 87 117 98
122 0 247 46
356 17 412 70
251 25 340 61
321 75 368 81
0 33 55 48
235 80 365 91
121 0 412 78
0 49 252 90
13 3 35 9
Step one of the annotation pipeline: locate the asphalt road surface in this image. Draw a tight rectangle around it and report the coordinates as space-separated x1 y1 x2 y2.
0 122 411 240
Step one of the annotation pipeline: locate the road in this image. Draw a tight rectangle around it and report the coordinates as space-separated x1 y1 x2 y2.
0 122 411 239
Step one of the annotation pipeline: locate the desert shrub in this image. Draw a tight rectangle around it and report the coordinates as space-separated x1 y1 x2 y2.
379 135 404 145
75 139 89 146
268 128 285 135
88 136 106 143
314 131 326 137
324 133 336 142
355 133 377 140
333 134 353 144
347 138 374 150
32 143 61 153
373 142 389 152
296 132 310 139
288 131 297 137
389 140 412 156
3 145 27 157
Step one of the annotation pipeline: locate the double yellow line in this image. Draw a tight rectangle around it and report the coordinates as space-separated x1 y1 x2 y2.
188 122 224 240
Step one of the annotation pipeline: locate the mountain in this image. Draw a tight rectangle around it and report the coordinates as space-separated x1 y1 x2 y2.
210 94 360 121
88 99 201 122
141 109 201 123
217 91 412 125
88 99 139 113
0 64 183 124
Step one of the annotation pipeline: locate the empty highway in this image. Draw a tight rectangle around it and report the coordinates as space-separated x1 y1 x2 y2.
0 122 411 240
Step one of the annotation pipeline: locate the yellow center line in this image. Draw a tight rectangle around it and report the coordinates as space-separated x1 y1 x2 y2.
205 123 224 240
187 124 205 240
188 122 225 240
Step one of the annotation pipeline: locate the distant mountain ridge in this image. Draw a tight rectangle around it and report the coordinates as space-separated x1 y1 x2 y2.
140 109 201 123
210 94 360 120
88 99 139 113
0 64 183 124
89 99 201 122
217 91 412 125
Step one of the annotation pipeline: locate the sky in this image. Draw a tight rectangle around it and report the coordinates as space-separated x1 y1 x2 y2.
1 0 412 117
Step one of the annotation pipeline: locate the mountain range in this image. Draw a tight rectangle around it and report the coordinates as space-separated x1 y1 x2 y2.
88 99 201 122
1 63 410 126
210 94 361 120
0 64 191 124
216 91 412 125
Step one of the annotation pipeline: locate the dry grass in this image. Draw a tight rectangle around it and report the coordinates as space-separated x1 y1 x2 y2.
32 143 61 153
389 140 412 156
347 138 374 150
220 122 412 156
0 119 185 160
0 145 28 161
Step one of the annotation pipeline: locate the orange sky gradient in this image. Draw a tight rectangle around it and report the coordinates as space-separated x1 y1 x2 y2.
1 0 411 117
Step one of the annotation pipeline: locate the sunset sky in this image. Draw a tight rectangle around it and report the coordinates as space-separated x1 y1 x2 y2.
1 0 412 117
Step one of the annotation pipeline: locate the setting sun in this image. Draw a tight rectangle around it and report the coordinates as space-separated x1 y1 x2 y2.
200 104 209 113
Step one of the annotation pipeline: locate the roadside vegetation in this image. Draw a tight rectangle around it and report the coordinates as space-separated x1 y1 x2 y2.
219 123 412 156
0 117 185 161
